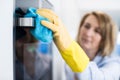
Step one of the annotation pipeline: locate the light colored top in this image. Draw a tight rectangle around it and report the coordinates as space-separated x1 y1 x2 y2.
65 53 120 80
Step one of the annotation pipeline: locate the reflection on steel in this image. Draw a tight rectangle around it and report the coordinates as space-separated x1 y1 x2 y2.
17 17 34 27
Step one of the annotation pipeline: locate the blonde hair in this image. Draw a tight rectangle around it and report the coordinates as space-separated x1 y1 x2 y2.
77 11 117 56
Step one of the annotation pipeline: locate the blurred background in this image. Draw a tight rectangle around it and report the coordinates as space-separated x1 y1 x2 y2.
0 0 120 80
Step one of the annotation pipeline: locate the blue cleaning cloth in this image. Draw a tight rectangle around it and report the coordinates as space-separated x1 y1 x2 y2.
25 8 53 43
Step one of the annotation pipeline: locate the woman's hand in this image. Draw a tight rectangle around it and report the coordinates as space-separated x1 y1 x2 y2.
37 9 89 72
37 9 72 51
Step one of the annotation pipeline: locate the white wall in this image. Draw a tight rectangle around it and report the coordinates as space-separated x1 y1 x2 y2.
76 0 120 10
60 0 80 39
0 0 13 80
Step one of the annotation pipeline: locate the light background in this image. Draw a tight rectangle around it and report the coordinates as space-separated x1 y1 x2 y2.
0 0 120 80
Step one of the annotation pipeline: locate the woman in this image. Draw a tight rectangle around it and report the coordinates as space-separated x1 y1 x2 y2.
38 9 120 80
66 11 120 80
77 11 116 60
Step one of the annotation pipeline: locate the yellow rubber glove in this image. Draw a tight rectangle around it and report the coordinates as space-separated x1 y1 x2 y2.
37 9 89 72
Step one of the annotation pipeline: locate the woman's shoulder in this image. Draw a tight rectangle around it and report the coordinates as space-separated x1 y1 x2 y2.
104 54 120 62
98 53 120 67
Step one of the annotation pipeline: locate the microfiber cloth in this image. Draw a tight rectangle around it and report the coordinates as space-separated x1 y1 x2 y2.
25 7 53 43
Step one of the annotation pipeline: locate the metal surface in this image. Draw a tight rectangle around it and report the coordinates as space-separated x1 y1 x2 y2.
18 17 34 27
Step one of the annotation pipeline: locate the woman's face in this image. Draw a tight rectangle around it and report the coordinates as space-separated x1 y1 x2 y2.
79 15 102 54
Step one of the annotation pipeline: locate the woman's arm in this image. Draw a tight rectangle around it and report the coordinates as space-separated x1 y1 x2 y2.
37 9 89 72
